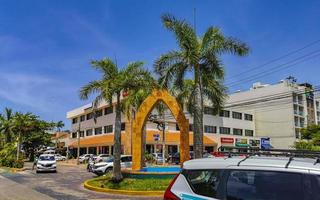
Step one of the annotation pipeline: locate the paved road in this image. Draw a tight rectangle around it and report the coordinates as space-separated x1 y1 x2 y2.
0 163 162 200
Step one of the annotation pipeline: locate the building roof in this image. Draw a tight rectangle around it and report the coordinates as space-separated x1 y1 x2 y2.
51 132 69 140
68 130 216 148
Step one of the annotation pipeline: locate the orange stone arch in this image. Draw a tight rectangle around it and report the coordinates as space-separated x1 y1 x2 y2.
132 89 190 170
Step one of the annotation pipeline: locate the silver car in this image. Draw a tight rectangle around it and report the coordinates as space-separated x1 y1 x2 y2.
36 154 57 173
164 156 320 200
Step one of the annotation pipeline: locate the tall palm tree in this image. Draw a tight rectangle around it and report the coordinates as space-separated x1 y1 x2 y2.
12 112 37 160
155 14 249 158
56 121 65 132
80 58 153 182
0 108 14 144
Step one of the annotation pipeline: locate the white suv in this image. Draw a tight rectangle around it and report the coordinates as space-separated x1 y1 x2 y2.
164 156 320 200
92 155 132 176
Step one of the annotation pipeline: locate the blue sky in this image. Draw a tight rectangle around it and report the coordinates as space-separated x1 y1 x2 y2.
1 0 320 129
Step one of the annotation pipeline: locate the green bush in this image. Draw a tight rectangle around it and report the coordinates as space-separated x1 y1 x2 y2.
0 143 24 168
144 153 156 164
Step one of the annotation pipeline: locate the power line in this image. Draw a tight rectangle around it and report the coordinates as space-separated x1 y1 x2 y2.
226 39 320 81
225 50 320 87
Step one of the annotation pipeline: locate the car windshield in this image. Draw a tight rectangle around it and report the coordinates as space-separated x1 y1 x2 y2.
39 155 55 161
157 153 163 157
103 157 113 162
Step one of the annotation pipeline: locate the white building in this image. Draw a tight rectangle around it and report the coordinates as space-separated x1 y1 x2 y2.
227 79 320 149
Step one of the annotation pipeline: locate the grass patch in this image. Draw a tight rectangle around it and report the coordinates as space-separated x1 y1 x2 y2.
87 176 172 191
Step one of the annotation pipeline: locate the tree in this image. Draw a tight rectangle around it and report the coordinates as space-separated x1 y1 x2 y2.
12 112 37 160
22 120 55 161
80 58 153 182
295 124 320 150
56 121 65 132
0 108 14 144
155 14 249 158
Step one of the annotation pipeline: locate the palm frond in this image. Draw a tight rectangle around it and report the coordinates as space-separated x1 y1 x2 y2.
79 80 103 100
161 14 199 62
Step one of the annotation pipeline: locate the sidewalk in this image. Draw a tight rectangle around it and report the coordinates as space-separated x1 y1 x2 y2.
0 175 54 200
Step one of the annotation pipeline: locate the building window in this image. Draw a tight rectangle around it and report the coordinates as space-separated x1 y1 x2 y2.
244 114 253 121
86 129 93 136
104 125 113 133
245 130 254 137
80 115 85 122
95 110 103 118
121 123 126 131
295 129 300 139
204 107 215 115
79 131 85 137
233 128 243 136
205 125 216 133
219 110 230 118
104 106 113 115
72 118 78 124
220 127 230 134
95 127 103 135
189 124 193 131
232 111 242 120
72 132 77 138
86 112 93 120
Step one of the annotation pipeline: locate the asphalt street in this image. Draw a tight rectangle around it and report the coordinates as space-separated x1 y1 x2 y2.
0 163 162 200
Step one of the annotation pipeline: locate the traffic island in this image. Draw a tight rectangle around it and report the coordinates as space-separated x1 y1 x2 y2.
83 175 171 196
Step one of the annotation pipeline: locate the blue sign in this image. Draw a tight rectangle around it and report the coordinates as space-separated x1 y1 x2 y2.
261 138 272 149
153 134 160 141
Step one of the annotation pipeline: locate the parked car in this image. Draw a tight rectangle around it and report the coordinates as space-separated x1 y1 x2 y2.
167 152 194 164
54 154 66 161
92 155 132 176
152 153 164 164
79 154 93 163
164 156 320 200
94 154 110 162
36 154 57 173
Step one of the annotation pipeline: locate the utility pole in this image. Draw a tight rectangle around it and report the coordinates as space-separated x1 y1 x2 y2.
77 122 81 165
162 113 166 166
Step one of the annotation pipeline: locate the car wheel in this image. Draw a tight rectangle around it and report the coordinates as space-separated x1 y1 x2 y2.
105 167 112 174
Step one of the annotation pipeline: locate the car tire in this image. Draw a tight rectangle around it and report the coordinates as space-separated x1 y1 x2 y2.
105 167 112 174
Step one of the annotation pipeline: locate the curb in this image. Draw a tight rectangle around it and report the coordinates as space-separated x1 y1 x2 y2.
83 179 164 196
10 167 30 173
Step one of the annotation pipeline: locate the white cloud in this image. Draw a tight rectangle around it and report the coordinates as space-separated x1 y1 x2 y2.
0 72 77 112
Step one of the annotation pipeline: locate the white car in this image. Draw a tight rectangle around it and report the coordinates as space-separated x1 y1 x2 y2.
94 154 110 162
54 154 66 161
36 154 57 173
164 155 320 200
79 154 93 163
152 153 164 164
92 155 132 176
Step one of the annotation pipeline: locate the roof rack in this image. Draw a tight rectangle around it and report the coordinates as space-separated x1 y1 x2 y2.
218 146 320 159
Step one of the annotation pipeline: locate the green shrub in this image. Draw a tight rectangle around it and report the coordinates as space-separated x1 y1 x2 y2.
0 143 24 168
144 153 156 164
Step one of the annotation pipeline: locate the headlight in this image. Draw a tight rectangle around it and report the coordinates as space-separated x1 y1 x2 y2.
52 164 57 167
37 164 42 167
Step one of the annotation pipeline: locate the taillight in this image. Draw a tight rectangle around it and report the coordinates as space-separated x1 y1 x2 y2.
163 174 180 200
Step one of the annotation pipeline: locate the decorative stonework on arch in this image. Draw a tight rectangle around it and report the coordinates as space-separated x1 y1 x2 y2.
132 89 190 171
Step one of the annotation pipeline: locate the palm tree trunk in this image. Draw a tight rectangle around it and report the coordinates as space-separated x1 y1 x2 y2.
16 132 21 160
112 93 123 182
193 66 203 159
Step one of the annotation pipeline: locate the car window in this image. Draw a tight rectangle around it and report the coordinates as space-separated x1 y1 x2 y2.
39 155 55 161
121 156 132 162
310 175 320 200
226 170 303 200
184 170 222 198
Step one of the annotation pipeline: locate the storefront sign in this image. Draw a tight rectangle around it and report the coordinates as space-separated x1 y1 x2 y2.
221 137 234 144
249 139 260 147
153 134 160 141
261 138 272 149
235 138 248 147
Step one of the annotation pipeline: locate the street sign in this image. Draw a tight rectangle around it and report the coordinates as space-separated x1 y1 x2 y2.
153 134 160 141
